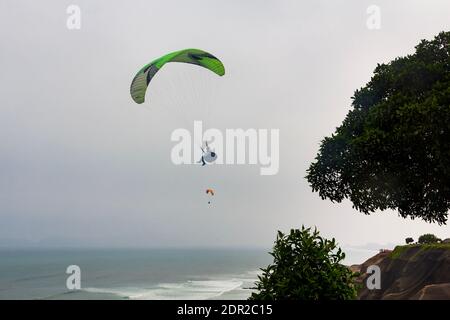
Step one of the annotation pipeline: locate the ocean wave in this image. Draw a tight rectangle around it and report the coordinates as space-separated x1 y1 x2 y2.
82 278 246 300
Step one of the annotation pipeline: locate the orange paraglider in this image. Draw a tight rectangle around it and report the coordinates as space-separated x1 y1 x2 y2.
206 189 214 204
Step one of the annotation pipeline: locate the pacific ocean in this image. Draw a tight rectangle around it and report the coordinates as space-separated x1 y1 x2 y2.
0 247 376 300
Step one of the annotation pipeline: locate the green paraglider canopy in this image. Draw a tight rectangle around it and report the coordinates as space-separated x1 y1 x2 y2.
130 48 225 104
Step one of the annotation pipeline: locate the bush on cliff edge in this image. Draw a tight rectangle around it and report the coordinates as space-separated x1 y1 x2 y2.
249 226 357 300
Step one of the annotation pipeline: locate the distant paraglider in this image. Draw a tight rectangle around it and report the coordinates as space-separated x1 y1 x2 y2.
206 188 215 204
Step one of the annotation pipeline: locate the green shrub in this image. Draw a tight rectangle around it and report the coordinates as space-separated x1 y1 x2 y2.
249 226 357 300
418 234 441 244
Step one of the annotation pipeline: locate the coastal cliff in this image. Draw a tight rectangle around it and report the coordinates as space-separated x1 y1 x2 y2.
351 244 450 300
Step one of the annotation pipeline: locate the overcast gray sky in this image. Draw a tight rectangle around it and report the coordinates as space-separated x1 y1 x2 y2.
1 0 449 249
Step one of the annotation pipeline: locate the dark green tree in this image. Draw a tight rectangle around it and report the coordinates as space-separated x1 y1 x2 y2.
418 233 441 244
249 226 357 300
405 237 414 245
307 31 450 224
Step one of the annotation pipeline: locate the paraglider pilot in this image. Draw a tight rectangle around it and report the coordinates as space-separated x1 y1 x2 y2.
198 141 217 166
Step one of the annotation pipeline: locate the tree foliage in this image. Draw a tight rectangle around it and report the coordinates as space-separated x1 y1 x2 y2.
307 32 450 224
418 233 441 244
405 237 414 245
249 226 357 300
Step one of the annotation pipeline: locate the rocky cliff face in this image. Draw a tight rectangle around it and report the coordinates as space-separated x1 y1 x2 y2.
352 245 450 300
